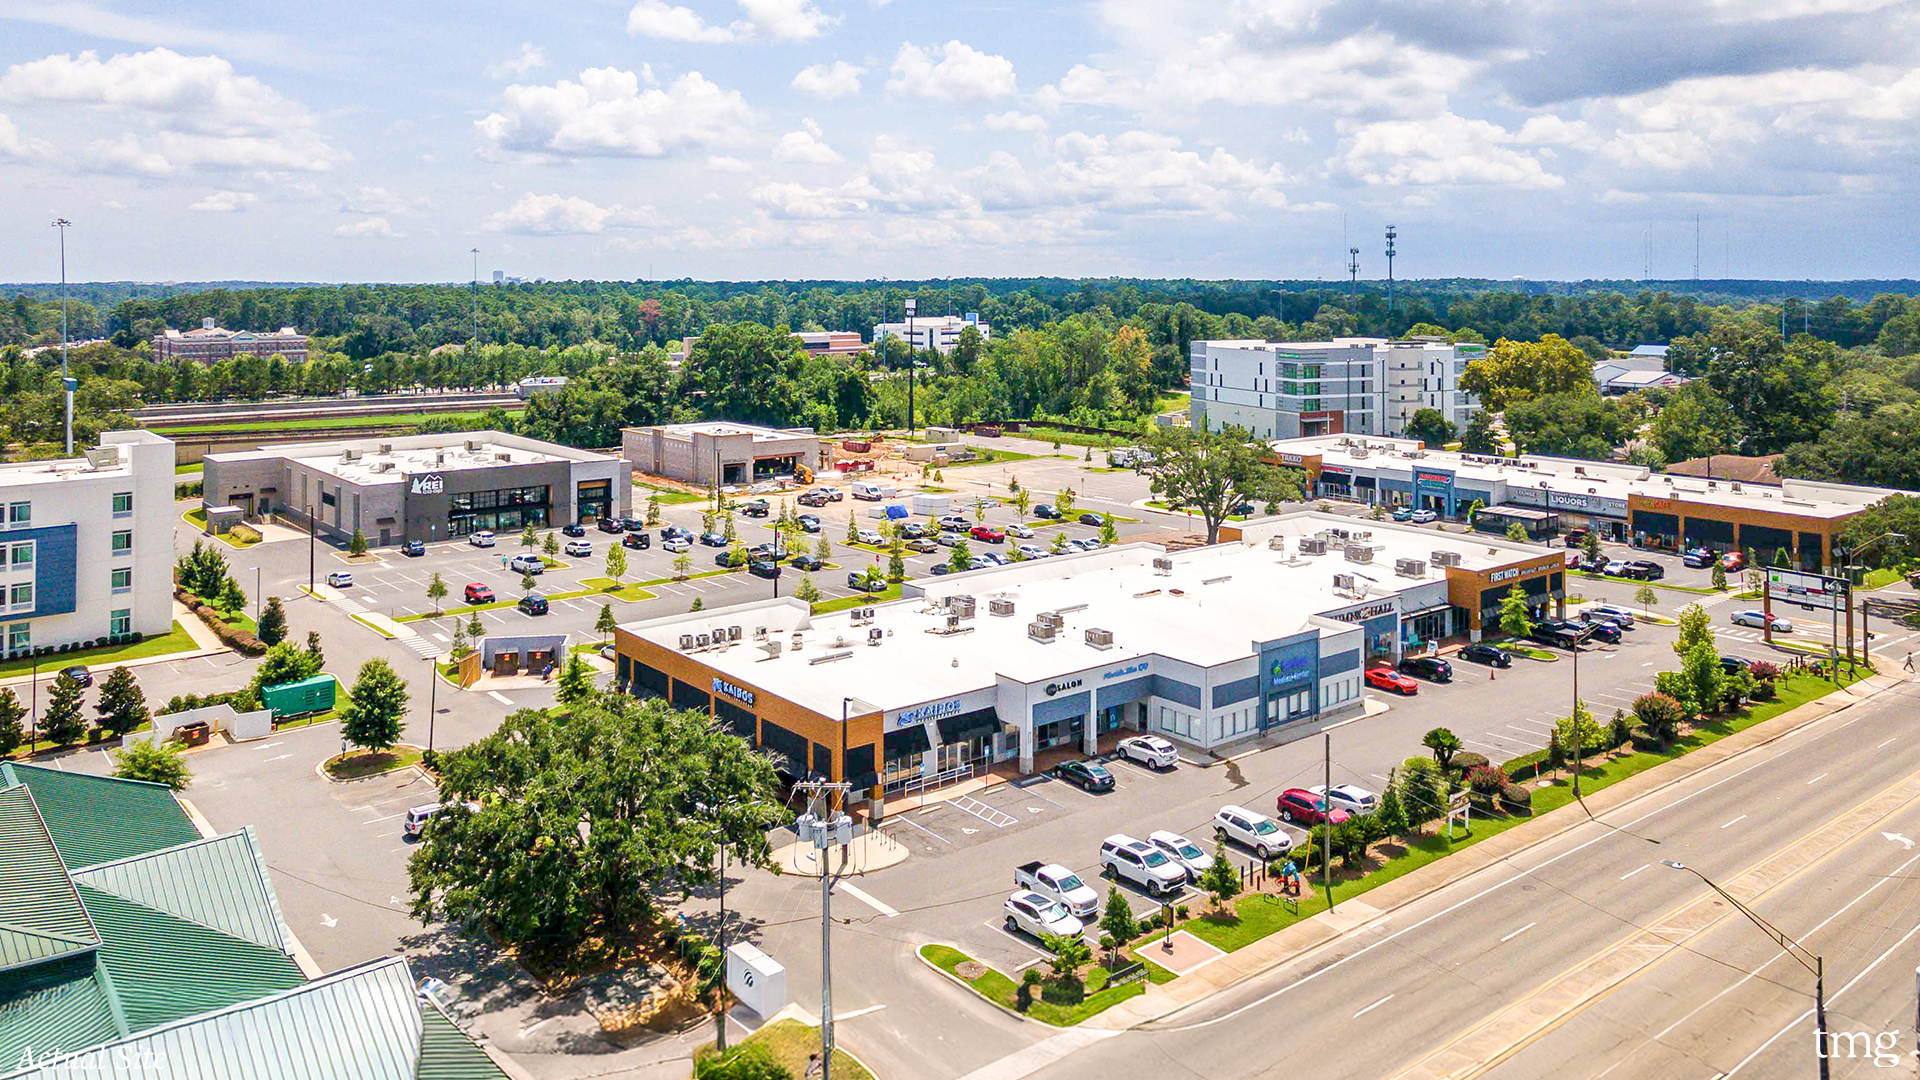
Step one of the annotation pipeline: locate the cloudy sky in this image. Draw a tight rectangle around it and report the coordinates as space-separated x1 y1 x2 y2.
2 0 1916 283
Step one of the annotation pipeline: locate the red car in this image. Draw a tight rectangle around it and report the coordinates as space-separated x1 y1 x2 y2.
1364 667 1418 695
1720 551 1746 572
464 583 495 603
1276 788 1352 827
970 525 1005 543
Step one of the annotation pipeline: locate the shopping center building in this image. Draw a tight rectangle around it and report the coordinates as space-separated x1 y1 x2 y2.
201 431 629 547
612 512 1562 798
1269 434 1896 572
622 422 825 486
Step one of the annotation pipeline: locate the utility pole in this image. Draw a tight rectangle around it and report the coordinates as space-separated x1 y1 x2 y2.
797 775 853 1080
905 297 917 435
1323 732 1334 910
470 248 480 348
51 219 73 456
307 504 317 594
425 654 438 754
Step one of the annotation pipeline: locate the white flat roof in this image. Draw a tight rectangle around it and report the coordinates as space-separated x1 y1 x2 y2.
621 512 1542 717
1274 434 1897 520
636 422 816 443
209 430 615 487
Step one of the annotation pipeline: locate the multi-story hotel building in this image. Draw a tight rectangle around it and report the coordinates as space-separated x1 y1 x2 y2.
1190 337 1482 440
153 318 309 363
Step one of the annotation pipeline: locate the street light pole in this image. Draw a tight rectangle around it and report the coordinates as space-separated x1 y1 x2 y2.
1661 860 1828 1079
307 504 316 593
425 654 438 754
51 218 73 456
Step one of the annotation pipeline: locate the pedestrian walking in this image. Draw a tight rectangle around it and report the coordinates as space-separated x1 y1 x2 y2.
1904 650 1913 672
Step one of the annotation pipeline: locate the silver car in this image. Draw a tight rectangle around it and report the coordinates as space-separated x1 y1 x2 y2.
1003 891 1084 939
1148 830 1214 881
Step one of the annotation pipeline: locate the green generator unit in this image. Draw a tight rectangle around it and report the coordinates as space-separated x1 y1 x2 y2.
262 675 336 718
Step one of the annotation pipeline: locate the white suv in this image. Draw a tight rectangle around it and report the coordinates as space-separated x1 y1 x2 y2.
1214 805 1293 859
1117 735 1179 769
1148 830 1213 882
1099 834 1187 896
1310 784 1380 816
1003 891 1084 939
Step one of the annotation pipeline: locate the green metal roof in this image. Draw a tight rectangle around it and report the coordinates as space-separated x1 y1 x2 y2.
75 828 294 956
0 954 122 1067
0 763 200 870
0 786 97 972
417 998 510 1080
79 883 305 1032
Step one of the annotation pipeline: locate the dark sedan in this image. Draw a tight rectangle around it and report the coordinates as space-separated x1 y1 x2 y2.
561 522 587 538
400 540 426 557
1034 504 1058 519
1052 759 1115 792
1078 512 1104 526
598 518 624 534
789 554 824 571
1397 655 1453 682
699 532 729 547
748 559 782 578
1459 643 1512 668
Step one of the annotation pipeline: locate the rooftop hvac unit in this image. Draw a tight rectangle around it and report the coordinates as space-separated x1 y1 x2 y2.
862 607 876 620
378 443 393 454
1330 527 1351 540
753 626 767 640
1038 611 1065 629
948 595 976 618
989 597 1016 617
1028 622 1058 642
760 640 783 658
1152 557 1174 574
465 440 481 451
867 627 883 644
1333 573 1356 592
1299 537 1328 555
1267 536 1288 551
496 452 512 463
679 634 695 650
1431 550 1462 568
341 449 361 462
1085 628 1114 648
83 447 119 470
728 625 742 642
373 462 393 473
696 632 711 648
1395 558 1428 577
945 612 960 631
1344 543 1376 563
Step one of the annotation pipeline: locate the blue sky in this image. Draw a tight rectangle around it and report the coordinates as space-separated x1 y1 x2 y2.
2 0 1917 283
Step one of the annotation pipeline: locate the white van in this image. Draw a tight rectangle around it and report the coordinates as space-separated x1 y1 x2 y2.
850 481 884 501
403 801 479 838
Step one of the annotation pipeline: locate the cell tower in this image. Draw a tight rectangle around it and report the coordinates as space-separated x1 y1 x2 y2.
1384 225 1398 325
1347 246 1360 300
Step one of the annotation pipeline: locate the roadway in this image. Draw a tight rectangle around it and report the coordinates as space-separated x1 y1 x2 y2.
132 390 523 425
987 674 1920 1080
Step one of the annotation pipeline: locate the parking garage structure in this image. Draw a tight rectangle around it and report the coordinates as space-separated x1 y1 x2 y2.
611 512 1563 802
1269 434 1898 571
200 431 630 547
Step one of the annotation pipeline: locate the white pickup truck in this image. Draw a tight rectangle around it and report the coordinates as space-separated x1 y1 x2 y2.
1013 861 1099 920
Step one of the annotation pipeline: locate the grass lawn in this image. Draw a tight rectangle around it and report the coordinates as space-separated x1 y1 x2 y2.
150 408 513 436
175 462 202 474
920 944 1145 1027
1154 391 1191 413
180 508 260 549
1019 425 1137 450
0 622 199 680
635 483 707 506
323 746 424 780
395 598 518 623
576 577 658 602
813 584 901 613
945 447 1042 466
694 1018 874 1080
1863 566 1906 589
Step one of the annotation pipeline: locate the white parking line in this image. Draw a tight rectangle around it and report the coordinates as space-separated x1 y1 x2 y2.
1720 814 1747 829
1500 921 1536 943
836 881 899 918
1352 994 1394 1019
1620 863 1650 880
487 691 513 705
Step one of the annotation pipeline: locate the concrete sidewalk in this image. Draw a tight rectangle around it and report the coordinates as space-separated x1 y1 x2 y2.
1083 671 1904 1031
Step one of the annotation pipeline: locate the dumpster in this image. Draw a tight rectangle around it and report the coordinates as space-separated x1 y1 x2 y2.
262 675 337 718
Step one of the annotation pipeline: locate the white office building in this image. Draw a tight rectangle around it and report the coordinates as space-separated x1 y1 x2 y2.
0 431 176 658
1190 337 1483 440
872 314 990 354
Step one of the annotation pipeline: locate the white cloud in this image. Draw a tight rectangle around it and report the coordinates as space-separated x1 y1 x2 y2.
0 47 345 172
480 191 658 234
1515 115 1602 151
2 1 289 64
476 68 753 161
626 0 835 43
190 189 256 212
0 112 52 158
707 155 753 172
337 185 428 215
888 41 1016 102
792 60 864 99
334 216 397 237
1332 115 1565 189
485 42 547 80
773 118 841 163
983 111 1047 133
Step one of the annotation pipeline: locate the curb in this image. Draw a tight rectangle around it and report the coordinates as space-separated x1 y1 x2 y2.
314 746 431 785
916 947 1035 1026
1095 672 1903 1030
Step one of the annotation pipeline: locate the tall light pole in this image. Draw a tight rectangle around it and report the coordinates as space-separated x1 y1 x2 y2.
51 219 74 455
1660 860 1828 1079
469 248 480 349
1383 224 1398 334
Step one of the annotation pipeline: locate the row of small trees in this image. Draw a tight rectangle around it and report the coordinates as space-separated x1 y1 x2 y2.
0 666 150 755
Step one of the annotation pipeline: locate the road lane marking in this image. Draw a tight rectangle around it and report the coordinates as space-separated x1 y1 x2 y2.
836 881 899 917
1724 917 1920 1077
1353 994 1394 1019
1500 922 1536 943
1806 772 1827 785
254 741 284 752
1879 738 1897 749
1619 864 1650 880
265 754 291 762
831 1004 888 1021
487 691 513 705
1720 814 1747 828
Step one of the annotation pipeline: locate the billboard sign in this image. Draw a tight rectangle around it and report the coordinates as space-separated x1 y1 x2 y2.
1767 567 1848 611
